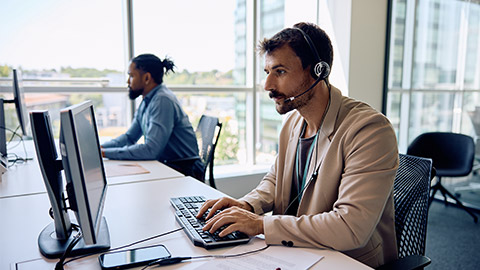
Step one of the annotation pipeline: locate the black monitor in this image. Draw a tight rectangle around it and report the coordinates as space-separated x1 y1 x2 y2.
12 69 30 136
0 69 31 167
30 100 110 259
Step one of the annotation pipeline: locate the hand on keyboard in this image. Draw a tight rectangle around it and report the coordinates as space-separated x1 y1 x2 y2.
196 197 253 220
197 197 264 238
170 196 251 249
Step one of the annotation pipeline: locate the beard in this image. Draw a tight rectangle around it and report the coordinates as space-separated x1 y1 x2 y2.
128 87 143 100
270 79 313 115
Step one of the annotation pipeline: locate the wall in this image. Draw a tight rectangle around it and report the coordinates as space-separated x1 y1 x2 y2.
348 0 388 111
324 0 388 112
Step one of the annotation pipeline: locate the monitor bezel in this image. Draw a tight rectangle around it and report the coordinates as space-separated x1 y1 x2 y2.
60 100 108 245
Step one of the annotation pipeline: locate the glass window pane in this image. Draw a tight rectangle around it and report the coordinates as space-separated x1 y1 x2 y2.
132 0 246 86
0 0 129 140
386 91 401 139
408 91 454 143
176 92 247 165
256 0 286 165
389 0 407 88
0 0 125 85
464 3 480 90
412 0 465 90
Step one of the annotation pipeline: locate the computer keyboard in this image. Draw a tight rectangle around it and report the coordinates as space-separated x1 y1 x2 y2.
170 195 251 249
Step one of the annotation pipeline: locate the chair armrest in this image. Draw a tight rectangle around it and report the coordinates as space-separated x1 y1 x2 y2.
376 255 431 270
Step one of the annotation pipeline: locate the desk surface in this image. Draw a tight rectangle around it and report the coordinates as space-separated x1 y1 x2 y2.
0 140 183 199
1 176 372 270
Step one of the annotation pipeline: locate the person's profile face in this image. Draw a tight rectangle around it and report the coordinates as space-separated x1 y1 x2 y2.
127 62 146 100
263 45 313 114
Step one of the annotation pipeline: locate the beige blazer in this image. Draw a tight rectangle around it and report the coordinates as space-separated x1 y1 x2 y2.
241 86 399 268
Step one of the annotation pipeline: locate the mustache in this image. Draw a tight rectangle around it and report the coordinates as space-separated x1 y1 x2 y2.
269 90 284 99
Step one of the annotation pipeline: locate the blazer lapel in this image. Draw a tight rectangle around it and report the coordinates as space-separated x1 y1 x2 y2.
296 86 342 214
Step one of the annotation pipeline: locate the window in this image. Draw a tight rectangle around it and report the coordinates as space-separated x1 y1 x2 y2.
386 0 480 151
0 0 127 138
0 0 321 169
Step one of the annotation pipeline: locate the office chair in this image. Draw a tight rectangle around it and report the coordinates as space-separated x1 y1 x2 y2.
164 115 222 188
406 132 478 223
377 154 433 270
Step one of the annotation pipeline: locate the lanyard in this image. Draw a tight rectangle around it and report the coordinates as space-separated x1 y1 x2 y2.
294 123 320 201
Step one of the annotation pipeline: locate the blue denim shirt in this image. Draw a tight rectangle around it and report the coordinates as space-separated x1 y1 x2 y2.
102 84 200 166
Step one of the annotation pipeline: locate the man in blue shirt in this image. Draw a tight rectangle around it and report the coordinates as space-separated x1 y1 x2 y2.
101 54 202 176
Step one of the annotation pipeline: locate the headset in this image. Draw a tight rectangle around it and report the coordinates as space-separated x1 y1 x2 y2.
283 27 331 103
294 27 330 80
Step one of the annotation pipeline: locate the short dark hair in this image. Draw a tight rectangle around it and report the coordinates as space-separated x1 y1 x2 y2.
258 22 333 74
131 54 175 85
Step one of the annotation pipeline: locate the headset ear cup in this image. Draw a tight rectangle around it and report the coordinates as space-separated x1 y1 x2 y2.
313 61 330 79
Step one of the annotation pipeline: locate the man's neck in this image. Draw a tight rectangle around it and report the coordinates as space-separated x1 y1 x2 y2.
298 82 330 138
142 83 160 98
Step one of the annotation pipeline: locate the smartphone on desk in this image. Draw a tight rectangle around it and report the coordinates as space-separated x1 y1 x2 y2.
98 244 171 270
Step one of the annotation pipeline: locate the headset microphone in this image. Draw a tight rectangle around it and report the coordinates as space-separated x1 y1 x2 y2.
284 76 323 103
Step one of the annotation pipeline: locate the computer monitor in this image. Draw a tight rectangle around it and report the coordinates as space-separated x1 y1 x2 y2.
31 100 110 259
0 69 31 167
12 69 30 136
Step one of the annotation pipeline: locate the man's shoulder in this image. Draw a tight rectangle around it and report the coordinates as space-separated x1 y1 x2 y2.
150 86 177 104
339 95 390 126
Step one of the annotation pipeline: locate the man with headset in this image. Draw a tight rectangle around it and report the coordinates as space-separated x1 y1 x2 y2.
197 22 399 268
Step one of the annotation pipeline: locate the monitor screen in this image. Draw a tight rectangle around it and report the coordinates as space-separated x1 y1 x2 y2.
12 69 30 136
60 100 108 245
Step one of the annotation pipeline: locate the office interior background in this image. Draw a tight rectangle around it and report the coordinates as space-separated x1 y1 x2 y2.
1 0 479 197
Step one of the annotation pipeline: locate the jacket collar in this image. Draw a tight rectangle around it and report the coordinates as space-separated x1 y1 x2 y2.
282 86 343 213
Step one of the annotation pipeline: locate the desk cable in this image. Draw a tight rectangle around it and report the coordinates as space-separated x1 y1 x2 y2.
56 227 184 269
141 244 270 269
0 125 32 166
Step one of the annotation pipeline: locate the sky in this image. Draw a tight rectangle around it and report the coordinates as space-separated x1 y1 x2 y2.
0 0 236 72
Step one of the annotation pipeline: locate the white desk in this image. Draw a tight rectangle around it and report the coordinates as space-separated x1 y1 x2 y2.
1 176 372 270
0 140 183 199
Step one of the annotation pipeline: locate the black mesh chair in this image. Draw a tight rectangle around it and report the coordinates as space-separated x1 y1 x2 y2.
195 115 222 188
407 132 477 223
165 115 222 188
377 154 433 270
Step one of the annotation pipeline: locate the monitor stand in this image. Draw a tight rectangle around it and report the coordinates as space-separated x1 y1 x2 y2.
38 216 111 259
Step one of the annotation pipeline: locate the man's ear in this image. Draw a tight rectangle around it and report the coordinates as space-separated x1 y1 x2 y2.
144 72 152 85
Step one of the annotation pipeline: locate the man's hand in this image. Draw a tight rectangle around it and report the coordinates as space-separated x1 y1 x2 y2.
196 197 262 237
196 197 252 220
203 206 264 237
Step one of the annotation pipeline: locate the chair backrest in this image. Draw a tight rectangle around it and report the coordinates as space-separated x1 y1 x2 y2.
407 132 475 177
196 115 222 187
394 154 433 258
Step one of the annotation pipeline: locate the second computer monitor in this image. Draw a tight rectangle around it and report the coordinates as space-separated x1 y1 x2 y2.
60 100 109 246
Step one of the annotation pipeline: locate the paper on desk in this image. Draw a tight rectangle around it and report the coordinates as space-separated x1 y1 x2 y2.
193 239 323 270
103 162 149 178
